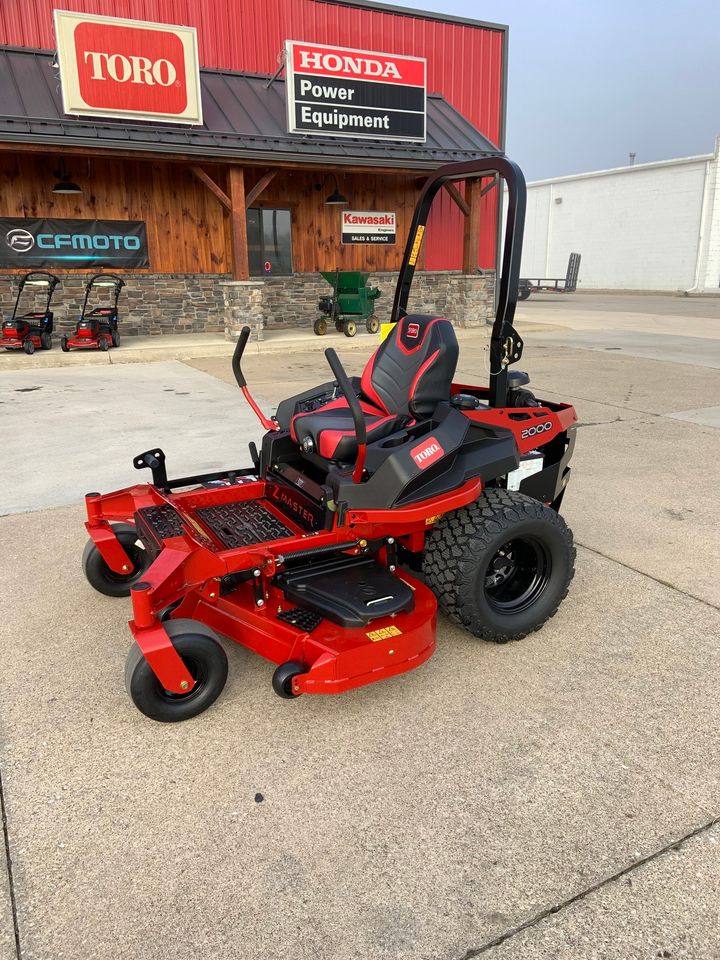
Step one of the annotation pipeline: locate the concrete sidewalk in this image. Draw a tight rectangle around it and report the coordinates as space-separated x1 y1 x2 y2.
1 294 719 960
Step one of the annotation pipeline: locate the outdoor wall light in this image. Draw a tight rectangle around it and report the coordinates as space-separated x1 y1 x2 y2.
316 172 349 205
52 159 82 194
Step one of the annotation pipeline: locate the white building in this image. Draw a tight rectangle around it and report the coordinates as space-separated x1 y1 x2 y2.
518 135 720 292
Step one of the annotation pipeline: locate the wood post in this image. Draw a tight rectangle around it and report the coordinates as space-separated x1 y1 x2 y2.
462 178 482 274
227 165 249 280
245 171 277 208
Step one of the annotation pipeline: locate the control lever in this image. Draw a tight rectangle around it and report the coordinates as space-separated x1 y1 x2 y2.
232 326 278 432
324 348 366 483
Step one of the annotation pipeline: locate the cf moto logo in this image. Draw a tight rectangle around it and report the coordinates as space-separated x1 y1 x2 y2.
410 436 444 470
521 421 552 440
83 51 177 86
6 228 35 253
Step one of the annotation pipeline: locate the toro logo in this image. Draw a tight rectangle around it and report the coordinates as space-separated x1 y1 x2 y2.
54 11 202 123
406 322 420 339
410 437 444 470
74 22 187 114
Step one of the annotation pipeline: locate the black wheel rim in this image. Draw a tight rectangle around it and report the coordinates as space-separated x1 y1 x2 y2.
483 536 552 614
157 655 208 703
102 542 145 584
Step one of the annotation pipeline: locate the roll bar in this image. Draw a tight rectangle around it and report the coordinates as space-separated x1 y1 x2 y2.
392 155 527 408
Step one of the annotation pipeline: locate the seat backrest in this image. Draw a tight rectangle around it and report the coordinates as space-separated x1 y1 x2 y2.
360 314 459 419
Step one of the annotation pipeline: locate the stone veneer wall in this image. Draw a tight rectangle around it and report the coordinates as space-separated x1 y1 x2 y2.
0 274 227 337
0 270 494 337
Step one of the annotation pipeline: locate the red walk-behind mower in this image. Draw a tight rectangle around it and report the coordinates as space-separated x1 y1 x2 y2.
61 273 124 352
2 271 60 354
81 156 577 722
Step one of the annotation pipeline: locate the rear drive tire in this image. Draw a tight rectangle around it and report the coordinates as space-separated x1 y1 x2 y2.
365 315 379 334
423 489 575 643
272 661 306 699
82 523 148 597
344 319 357 338
313 317 327 336
125 620 228 723
40 332 53 350
60 336 69 352
23 340 35 355
111 329 120 348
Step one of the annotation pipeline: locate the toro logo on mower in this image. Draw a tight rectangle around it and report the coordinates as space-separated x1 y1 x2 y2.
410 437 444 469
407 322 420 339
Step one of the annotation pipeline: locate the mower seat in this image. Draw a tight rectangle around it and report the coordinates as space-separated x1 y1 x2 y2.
291 315 459 461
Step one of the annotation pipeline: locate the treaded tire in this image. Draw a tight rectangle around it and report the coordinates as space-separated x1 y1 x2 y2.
423 489 575 643
125 619 228 723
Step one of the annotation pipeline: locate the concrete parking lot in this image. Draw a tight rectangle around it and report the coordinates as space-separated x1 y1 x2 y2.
1 294 719 960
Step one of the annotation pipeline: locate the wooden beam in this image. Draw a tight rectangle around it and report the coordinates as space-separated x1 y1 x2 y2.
227 165 249 280
190 165 231 210
462 178 482 275
480 175 499 197
245 170 277 208
443 182 470 216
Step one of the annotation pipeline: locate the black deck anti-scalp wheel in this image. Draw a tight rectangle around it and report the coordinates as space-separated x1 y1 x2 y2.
423 489 575 643
82 523 149 597
125 619 228 723
272 661 306 699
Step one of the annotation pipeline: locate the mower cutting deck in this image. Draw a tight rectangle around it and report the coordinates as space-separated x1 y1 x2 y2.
80 155 578 722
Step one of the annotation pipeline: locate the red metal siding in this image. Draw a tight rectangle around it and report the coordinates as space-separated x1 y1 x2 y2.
0 0 505 268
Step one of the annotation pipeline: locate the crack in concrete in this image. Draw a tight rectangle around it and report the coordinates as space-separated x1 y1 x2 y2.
0 766 21 960
576 542 720 612
458 814 720 959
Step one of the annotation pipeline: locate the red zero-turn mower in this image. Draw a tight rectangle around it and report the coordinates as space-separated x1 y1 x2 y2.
2 272 60 354
81 157 578 722
61 274 125 352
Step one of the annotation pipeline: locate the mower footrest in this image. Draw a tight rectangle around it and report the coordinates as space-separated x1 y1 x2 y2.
276 556 414 628
196 500 293 548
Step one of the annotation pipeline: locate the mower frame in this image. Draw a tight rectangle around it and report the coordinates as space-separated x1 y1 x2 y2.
1 271 60 353
61 273 125 352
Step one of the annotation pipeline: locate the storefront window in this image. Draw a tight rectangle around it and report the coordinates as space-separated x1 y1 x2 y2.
247 208 293 276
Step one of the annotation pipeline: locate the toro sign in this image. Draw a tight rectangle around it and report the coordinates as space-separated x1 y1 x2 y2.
285 41 426 142
54 10 202 125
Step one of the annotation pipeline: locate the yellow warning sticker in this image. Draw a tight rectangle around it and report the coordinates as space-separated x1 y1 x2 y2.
366 625 402 642
408 225 425 266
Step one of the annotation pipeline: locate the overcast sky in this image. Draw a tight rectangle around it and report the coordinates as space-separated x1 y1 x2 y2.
383 0 720 181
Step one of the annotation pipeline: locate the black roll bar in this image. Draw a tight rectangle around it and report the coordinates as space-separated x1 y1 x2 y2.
391 155 527 408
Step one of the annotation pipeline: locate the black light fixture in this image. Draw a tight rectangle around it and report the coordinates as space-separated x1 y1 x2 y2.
52 158 82 195
316 172 349 205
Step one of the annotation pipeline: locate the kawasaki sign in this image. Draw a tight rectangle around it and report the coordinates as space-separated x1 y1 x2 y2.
0 219 149 268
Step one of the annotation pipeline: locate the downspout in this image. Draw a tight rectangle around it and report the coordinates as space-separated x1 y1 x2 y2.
686 135 719 293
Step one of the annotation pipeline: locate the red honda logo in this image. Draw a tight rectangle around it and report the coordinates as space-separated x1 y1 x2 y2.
407 322 420 339
74 21 188 114
410 437 444 469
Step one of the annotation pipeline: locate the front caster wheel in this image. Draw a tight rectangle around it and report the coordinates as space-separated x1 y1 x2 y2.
272 661 306 699
98 337 109 352
82 523 148 597
22 340 35 355
423 489 575 643
60 336 69 352
125 620 228 722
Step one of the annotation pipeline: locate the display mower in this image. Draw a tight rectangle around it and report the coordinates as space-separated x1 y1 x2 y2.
81 157 577 722
2 271 60 354
61 273 124 352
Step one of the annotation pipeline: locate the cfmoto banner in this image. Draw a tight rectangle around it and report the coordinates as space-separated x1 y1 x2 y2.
0 219 149 268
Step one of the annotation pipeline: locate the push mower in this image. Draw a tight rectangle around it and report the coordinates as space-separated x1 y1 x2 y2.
61 273 125 352
2 271 60 354
80 156 578 723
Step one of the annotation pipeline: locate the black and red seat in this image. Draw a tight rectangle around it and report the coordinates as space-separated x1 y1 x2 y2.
291 314 459 461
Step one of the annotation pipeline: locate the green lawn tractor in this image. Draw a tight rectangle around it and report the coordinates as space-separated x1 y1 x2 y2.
314 270 381 337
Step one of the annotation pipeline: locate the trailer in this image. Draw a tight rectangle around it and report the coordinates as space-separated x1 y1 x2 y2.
519 252 581 300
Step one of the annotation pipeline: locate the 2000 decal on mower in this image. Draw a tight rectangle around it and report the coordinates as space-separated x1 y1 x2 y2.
80 155 577 722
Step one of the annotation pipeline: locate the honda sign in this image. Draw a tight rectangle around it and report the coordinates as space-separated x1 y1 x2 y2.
54 10 202 125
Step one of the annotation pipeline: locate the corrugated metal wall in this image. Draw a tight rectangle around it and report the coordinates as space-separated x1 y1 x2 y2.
0 0 505 269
